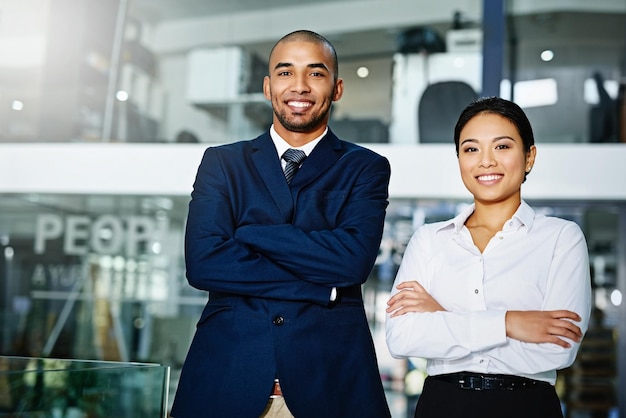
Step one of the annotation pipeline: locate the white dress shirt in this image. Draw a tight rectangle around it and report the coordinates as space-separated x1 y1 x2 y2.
386 200 592 384
269 124 325 169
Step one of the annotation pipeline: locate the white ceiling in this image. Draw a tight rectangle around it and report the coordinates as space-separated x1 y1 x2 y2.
127 1 626 68
128 0 362 23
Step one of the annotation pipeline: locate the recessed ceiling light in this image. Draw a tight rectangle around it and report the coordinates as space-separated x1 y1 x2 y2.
116 90 129 101
357 66 369 78
540 49 554 62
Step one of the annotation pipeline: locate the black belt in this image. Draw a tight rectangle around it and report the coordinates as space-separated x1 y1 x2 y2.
431 372 550 391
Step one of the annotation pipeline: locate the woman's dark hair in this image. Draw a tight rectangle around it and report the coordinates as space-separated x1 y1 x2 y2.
454 96 535 155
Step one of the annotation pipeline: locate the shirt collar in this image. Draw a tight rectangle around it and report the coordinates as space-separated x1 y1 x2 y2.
269 124 327 159
437 200 536 234
512 200 535 232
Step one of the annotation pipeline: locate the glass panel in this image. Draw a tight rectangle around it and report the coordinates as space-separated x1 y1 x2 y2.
504 8 626 143
0 193 623 417
2 2 624 144
0 355 169 417
0 193 197 413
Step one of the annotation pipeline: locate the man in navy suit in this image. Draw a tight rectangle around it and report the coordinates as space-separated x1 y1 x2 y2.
171 30 391 418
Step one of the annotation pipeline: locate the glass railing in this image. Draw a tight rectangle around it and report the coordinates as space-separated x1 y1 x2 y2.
0 356 169 418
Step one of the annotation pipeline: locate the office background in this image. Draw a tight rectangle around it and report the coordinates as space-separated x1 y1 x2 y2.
0 0 625 416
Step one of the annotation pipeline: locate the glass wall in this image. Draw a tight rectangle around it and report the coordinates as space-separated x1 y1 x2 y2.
1 0 624 144
0 193 623 416
0 193 195 409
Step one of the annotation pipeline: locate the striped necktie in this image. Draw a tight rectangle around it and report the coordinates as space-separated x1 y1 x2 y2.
282 148 307 184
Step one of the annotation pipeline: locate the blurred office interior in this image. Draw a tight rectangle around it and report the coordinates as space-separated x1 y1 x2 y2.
0 0 625 416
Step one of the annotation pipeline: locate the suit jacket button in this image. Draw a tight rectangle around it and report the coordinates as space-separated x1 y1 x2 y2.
272 316 284 326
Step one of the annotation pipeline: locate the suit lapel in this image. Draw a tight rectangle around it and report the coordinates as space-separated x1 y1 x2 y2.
250 134 294 221
290 131 342 188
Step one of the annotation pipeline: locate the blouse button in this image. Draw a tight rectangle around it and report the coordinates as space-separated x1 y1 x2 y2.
474 289 479 294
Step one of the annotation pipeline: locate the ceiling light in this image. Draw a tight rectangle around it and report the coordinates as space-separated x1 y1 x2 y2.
611 289 622 306
357 66 369 78
116 90 129 101
540 49 554 62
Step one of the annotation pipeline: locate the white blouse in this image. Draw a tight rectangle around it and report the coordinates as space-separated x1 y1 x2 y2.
385 200 592 384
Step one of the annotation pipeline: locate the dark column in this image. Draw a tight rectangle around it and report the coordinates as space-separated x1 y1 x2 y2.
481 0 506 98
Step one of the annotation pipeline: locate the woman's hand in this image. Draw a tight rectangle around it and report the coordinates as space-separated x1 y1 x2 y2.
505 310 582 348
386 281 445 317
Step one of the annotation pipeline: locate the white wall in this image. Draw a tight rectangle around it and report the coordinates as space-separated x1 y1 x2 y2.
1 143 625 201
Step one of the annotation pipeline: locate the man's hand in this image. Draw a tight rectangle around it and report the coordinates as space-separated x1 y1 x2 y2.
505 310 582 348
386 281 445 317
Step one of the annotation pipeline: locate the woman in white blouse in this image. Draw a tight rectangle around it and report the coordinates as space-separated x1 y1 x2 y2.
385 97 591 418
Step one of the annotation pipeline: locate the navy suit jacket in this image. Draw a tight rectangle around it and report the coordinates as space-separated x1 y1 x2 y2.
171 130 391 418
